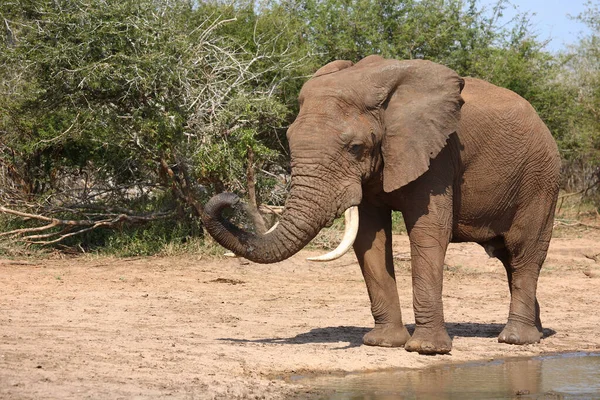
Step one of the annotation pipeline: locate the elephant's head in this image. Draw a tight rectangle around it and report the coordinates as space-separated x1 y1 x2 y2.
203 56 464 263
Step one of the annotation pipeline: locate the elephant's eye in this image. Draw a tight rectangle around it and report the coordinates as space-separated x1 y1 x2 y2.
349 143 364 157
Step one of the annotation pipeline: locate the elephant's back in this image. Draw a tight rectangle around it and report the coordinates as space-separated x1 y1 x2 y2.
458 77 559 168
452 77 560 240
461 77 533 112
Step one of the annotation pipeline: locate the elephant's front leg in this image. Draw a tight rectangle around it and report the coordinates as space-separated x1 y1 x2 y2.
354 204 410 347
403 210 452 355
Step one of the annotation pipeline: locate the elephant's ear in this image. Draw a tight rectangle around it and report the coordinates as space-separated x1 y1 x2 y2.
370 59 464 192
313 60 354 78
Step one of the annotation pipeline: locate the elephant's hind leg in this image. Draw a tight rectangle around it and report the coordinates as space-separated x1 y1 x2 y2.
497 201 555 345
482 237 543 344
354 204 410 347
498 254 545 345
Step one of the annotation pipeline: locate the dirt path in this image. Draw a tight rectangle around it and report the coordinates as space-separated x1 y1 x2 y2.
1 233 599 399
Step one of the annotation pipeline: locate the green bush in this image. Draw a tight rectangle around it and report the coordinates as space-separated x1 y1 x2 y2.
1 0 598 254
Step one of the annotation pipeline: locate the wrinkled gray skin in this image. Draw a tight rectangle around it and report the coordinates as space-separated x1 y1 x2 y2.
203 56 561 355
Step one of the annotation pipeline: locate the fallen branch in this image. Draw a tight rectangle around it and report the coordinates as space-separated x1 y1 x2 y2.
554 219 600 230
0 205 174 245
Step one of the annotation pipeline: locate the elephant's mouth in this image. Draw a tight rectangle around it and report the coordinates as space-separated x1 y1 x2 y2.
307 206 359 262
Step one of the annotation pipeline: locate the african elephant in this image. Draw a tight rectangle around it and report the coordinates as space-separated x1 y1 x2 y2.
202 55 561 355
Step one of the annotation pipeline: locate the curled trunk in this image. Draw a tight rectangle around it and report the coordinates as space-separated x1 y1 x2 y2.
202 190 333 264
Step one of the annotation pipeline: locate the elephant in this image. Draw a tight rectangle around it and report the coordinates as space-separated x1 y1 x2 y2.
202 55 561 355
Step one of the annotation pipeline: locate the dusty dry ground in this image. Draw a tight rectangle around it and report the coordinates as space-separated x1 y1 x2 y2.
1 230 600 399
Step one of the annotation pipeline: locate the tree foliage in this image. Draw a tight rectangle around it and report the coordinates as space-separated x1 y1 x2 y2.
552 0 600 191
0 0 598 251
0 0 297 244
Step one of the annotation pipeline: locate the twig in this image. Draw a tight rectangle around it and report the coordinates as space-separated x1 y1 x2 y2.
558 190 587 200
554 219 600 230
259 205 284 215
36 113 80 144
393 252 412 261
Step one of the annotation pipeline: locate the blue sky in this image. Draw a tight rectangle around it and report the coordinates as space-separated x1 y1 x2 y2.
485 0 591 52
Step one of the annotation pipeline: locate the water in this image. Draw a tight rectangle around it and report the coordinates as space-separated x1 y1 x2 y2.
302 352 600 399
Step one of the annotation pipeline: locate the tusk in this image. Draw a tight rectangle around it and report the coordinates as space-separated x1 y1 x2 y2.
224 221 279 257
265 221 279 234
307 206 359 262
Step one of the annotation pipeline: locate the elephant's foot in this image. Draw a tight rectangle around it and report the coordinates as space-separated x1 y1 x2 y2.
405 326 452 355
363 322 411 347
498 320 542 345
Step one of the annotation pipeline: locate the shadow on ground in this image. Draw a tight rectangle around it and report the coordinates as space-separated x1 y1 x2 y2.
219 323 555 349
444 323 556 340
220 326 369 349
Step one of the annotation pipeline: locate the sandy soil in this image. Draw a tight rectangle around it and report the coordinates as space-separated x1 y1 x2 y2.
1 231 600 399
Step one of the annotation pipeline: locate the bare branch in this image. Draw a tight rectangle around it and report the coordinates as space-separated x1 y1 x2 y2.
554 219 600 229
0 206 56 223
258 205 284 215
0 205 175 246
0 220 60 237
35 113 80 145
245 146 267 234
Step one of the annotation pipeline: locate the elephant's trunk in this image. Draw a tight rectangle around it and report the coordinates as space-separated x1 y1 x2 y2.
202 188 339 264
